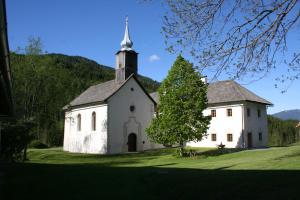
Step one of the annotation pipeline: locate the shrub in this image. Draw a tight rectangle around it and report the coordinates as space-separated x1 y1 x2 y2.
0 121 34 162
28 140 48 149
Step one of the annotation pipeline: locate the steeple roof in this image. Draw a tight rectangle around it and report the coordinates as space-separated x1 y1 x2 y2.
120 17 133 51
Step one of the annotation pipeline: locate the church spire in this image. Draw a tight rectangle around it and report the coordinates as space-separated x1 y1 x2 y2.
115 17 138 83
120 16 133 51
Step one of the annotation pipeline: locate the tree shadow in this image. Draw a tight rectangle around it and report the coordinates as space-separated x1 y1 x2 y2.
3 162 300 200
186 148 245 158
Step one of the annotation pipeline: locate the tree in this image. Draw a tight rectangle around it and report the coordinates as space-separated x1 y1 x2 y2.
25 36 43 55
161 0 300 90
268 115 299 146
146 55 211 156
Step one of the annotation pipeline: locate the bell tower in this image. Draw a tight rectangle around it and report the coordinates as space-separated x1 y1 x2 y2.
115 17 138 83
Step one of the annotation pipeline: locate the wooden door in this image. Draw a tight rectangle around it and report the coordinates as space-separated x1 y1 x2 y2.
247 132 252 148
128 133 137 152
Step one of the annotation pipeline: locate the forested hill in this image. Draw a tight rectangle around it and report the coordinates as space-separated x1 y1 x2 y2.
10 53 160 145
47 53 161 92
273 109 300 121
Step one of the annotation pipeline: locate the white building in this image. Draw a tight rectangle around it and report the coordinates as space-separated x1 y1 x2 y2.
63 18 162 154
63 18 272 154
151 81 272 148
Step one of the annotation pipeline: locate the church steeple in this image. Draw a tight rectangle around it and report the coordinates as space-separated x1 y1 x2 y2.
120 17 133 51
115 17 138 83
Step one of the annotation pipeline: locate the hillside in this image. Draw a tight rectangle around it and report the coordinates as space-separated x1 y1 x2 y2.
273 109 300 121
4 146 300 199
10 53 160 145
46 53 161 92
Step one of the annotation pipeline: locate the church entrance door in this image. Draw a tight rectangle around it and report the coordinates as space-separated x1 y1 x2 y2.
128 133 137 152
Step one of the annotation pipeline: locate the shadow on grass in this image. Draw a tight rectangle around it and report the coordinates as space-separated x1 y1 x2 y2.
186 148 245 158
3 162 300 200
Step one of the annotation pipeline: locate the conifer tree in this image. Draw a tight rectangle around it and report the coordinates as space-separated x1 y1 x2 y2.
146 55 211 156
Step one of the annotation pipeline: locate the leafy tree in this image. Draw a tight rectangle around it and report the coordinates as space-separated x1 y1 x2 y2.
146 55 211 156
25 36 43 55
160 0 300 90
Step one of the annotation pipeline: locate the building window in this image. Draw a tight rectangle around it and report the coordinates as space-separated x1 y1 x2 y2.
257 109 261 118
211 134 217 141
247 108 251 117
130 105 135 112
211 110 216 117
227 134 233 142
130 87 134 91
258 132 262 141
77 114 81 131
92 112 96 131
227 109 232 117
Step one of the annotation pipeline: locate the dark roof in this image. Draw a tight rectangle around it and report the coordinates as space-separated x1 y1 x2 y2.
150 80 272 105
64 74 156 110
64 80 120 109
0 0 14 119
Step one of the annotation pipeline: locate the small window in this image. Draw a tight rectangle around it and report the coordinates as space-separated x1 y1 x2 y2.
258 132 262 141
211 134 217 141
227 134 233 142
130 105 135 112
211 110 216 117
227 109 232 117
92 112 96 131
130 87 134 91
257 109 261 118
77 114 81 131
247 108 251 117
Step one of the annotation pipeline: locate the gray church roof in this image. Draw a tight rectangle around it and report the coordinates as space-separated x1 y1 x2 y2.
64 79 272 110
63 75 156 110
150 80 272 105
63 80 121 109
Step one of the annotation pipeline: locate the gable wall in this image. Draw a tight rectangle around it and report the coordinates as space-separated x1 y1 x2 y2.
243 102 268 147
107 78 162 154
63 104 108 154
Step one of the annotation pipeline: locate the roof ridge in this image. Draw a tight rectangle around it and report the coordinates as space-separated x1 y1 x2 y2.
231 81 247 101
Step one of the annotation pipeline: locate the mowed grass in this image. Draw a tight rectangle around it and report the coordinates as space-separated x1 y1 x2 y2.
3 145 300 200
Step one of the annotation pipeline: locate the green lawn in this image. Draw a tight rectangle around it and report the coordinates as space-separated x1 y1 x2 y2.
3 145 300 200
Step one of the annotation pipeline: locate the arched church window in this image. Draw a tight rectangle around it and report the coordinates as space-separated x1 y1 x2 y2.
77 114 81 131
92 112 96 131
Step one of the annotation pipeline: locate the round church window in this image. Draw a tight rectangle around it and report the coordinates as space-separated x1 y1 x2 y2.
130 105 135 112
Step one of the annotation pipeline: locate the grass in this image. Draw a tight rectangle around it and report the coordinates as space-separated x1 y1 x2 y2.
3 145 300 200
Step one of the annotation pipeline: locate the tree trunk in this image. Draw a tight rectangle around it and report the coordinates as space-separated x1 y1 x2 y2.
179 141 184 157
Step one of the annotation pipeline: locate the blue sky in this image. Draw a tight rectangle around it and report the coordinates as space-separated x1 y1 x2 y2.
6 0 300 114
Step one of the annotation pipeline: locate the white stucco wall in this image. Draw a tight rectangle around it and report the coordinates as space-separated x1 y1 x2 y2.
63 104 108 154
107 78 162 154
243 102 268 148
187 103 244 148
187 102 269 148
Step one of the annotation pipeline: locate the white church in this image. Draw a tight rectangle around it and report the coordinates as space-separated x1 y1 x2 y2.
63 18 272 154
